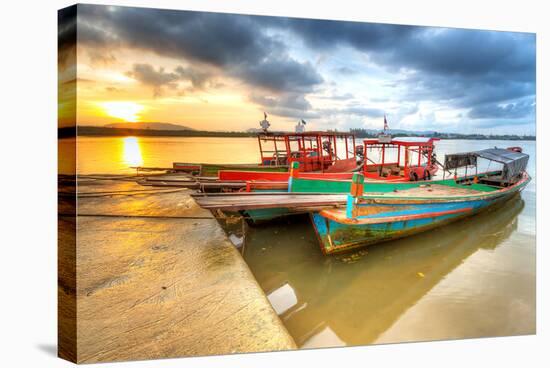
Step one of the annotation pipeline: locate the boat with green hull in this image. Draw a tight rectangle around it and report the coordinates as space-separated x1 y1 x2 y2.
195 147 531 255
312 148 530 254
173 162 289 177
197 169 508 224
239 165 500 223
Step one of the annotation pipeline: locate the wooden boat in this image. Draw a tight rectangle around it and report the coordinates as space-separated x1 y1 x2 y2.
311 148 530 254
172 162 288 177
243 195 524 344
173 129 358 177
217 170 355 182
194 168 509 223
168 117 442 187
210 134 441 183
360 136 440 181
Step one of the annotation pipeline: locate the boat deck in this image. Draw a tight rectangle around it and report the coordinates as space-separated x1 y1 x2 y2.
382 183 488 197
194 193 348 211
192 182 499 212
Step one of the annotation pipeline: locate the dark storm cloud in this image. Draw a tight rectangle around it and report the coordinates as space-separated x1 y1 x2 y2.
58 5 77 68
281 18 418 51
239 56 322 93
127 64 179 97
77 5 322 95
76 5 535 125
249 93 320 119
129 64 179 87
270 17 535 122
468 98 535 119
174 66 213 89
399 74 534 108
277 18 534 84
127 63 217 96
58 6 76 49
382 31 536 121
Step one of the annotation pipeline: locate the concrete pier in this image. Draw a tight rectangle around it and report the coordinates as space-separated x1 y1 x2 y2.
58 175 296 363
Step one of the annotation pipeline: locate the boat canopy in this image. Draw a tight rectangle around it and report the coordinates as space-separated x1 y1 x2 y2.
364 136 439 146
257 130 357 172
444 148 529 181
444 152 478 170
391 137 438 144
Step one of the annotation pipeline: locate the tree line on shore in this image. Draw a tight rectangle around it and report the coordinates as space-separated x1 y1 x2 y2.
58 125 535 141
348 128 535 141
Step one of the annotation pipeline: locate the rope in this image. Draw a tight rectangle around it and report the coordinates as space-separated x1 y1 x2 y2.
60 188 189 198
76 172 188 182
77 175 142 182
59 213 215 220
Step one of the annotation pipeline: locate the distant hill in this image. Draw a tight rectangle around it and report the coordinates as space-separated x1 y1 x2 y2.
105 122 195 131
75 126 254 138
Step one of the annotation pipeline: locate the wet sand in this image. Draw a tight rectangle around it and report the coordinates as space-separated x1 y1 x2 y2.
58 175 295 363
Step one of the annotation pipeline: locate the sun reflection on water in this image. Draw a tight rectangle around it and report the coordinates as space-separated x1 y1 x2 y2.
122 137 143 167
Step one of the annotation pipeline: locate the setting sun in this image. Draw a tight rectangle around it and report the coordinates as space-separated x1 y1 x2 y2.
100 101 144 122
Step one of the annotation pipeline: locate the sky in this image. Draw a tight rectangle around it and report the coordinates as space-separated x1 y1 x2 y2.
58 4 536 135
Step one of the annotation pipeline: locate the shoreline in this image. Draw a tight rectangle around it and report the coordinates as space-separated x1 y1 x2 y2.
59 127 537 141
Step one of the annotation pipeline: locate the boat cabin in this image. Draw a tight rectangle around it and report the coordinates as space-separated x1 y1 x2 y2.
257 131 357 172
444 147 529 187
361 136 440 181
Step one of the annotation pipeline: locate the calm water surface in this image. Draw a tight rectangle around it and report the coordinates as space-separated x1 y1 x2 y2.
61 136 536 347
61 136 261 175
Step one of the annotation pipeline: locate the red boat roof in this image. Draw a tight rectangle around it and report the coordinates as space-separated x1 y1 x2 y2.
364 136 439 146
259 131 355 138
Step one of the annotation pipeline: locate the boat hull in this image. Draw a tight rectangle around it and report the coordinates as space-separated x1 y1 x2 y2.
218 170 355 182
241 173 503 222
173 162 288 176
312 202 480 255
311 175 529 255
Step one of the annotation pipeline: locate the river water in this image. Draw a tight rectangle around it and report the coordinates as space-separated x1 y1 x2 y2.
60 136 536 347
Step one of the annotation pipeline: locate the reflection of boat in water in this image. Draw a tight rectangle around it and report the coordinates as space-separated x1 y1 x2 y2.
243 195 524 347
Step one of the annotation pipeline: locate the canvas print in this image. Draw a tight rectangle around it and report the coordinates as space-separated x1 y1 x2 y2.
58 4 536 364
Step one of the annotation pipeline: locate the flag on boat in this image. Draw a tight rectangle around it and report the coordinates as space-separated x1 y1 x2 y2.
301 119 307 125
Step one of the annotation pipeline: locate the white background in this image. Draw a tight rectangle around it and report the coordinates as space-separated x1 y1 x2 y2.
0 0 547 366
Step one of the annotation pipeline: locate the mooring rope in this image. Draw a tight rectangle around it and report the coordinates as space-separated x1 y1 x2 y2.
59 187 190 198
58 213 215 220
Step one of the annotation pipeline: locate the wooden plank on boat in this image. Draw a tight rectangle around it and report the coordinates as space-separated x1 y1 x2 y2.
140 181 249 189
130 166 175 172
321 206 474 225
191 191 346 197
390 184 485 197
144 176 202 183
194 194 347 211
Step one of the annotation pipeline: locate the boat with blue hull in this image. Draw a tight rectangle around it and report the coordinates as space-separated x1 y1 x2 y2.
312 148 530 254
